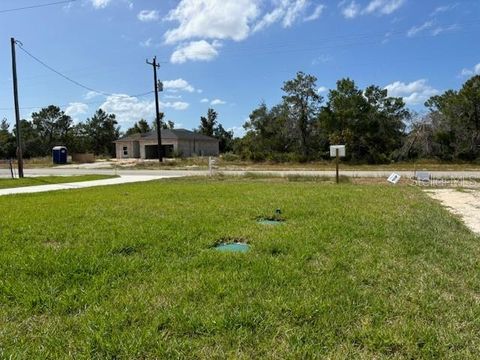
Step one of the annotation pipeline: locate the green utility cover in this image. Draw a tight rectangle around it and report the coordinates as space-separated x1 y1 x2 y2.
215 243 250 253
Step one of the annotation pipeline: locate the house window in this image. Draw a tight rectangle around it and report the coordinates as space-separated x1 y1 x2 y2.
123 146 128 156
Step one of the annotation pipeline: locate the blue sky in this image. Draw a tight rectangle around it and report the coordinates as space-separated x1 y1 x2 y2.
0 0 479 136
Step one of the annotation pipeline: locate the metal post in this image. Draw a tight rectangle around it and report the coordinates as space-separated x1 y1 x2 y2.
336 148 339 184
11 38 24 178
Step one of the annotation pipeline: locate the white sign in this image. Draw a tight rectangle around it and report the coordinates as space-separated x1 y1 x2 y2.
387 173 401 184
330 145 346 158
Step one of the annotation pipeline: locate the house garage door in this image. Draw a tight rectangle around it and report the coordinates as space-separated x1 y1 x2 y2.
145 145 174 159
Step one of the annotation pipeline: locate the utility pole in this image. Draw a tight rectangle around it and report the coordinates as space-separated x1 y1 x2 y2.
11 37 24 178
146 56 163 162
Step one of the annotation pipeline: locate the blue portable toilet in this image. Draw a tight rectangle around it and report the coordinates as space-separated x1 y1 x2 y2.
52 146 68 164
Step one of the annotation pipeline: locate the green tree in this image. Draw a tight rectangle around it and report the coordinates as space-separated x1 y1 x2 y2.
425 75 480 160
31 105 73 155
282 71 323 158
0 119 16 158
126 119 151 136
320 78 408 163
83 109 120 156
214 124 234 153
198 108 217 137
161 120 175 129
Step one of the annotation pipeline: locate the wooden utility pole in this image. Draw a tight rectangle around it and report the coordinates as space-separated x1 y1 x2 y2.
11 37 24 178
146 56 163 162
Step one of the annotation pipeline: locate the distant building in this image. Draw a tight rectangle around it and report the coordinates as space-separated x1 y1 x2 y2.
114 129 219 159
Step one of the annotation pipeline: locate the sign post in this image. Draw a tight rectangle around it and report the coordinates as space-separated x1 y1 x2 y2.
335 148 339 184
330 145 346 184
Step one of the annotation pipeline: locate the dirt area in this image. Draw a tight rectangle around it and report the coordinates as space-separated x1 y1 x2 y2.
426 189 480 235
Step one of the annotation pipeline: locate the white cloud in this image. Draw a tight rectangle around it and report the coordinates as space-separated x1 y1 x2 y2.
317 86 328 93
163 79 195 92
200 98 210 103
167 101 190 110
164 94 183 100
253 0 322 30
341 1 361 19
170 40 220 64
90 0 111 9
253 7 285 32
84 91 101 100
211 99 226 105
304 4 326 22
99 94 189 125
407 20 434 37
431 3 458 16
140 38 153 47
65 102 89 122
460 63 480 77
228 126 246 138
282 0 309 27
431 24 459 36
340 0 404 19
384 79 440 105
363 0 405 15
164 0 259 44
137 10 160 22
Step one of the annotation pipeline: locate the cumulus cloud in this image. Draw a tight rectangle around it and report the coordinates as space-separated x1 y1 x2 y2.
164 0 259 44
90 0 111 9
460 63 480 77
99 94 188 125
211 99 226 105
84 91 101 100
170 40 220 64
65 102 89 122
317 86 328 93
137 10 160 22
163 79 195 92
384 79 440 105
200 98 210 103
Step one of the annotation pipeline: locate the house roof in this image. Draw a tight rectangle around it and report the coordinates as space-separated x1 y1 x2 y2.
114 129 218 143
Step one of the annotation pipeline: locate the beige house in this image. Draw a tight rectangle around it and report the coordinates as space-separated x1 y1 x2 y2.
114 129 219 159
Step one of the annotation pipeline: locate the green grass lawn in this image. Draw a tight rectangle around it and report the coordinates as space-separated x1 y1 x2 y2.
0 175 117 189
0 178 479 358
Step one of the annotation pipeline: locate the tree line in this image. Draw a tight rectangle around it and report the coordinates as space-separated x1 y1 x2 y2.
233 72 480 163
1 72 479 163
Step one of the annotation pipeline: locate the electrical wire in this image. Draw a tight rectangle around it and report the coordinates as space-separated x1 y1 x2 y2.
0 0 78 14
16 42 116 97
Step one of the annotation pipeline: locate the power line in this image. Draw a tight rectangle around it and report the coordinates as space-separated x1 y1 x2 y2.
16 41 115 96
0 0 78 14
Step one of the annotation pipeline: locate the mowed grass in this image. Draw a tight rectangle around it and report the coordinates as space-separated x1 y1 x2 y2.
0 175 117 189
0 178 479 358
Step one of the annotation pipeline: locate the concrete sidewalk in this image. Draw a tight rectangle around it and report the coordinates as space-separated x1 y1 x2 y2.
0 175 178 196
